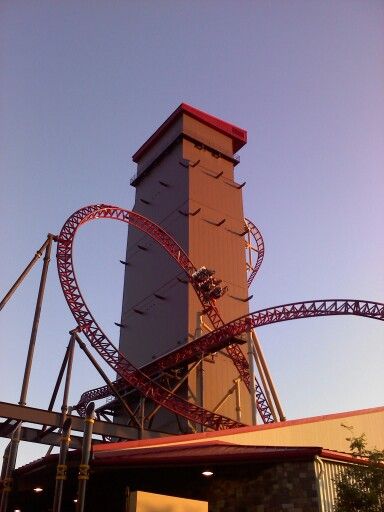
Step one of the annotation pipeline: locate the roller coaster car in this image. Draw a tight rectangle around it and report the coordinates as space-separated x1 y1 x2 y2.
201 283 228 302
210 285 228 300
192 266 228 302
191 266 215 283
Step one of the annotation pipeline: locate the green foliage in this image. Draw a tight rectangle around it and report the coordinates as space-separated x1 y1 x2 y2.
334 426 384 511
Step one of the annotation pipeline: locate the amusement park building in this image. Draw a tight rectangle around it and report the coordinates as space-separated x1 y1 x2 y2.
8 406 384 511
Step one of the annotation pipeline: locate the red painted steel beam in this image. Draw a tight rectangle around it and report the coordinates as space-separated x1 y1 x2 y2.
75 297 384 418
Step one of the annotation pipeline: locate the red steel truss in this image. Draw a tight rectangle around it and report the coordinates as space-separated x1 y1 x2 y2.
57 205 384 430
75 298 384 415
152 298 384 370
57 205 245 430
75 215 270 421
245 217 265 287
57 204 275 426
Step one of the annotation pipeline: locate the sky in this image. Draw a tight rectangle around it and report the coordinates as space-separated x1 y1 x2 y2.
0 1 383 468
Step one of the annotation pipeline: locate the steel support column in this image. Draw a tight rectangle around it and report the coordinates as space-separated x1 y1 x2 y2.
252 330 285 421
0 236 51 312
246 330 257 425
61 333 76 418
19 235 53 406
76 403 95 512
0 236 53 512
195 312 204 432
251 343 277 421
0 444 10 482
53 418 72 512
234 378 242 423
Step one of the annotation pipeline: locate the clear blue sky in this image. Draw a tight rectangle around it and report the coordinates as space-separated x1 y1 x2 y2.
1 1 383 467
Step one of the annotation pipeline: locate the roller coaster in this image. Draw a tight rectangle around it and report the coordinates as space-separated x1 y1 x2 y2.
55 204 384 431
0 199 383 512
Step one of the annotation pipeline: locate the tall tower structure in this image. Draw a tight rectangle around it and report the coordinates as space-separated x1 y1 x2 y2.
119 104 252 429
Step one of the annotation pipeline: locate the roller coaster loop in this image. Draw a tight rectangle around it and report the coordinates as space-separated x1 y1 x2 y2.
57 205 384 430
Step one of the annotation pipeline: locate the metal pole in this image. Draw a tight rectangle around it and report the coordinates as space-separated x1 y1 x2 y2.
52 418 72 512
246 330 257 425
234 378 242 423
19 235 53 405
76 402 95 512
0 237 51 312
0 444 10 482
251 345 277 422
0 236 54 512
252 330 286 421
47 341 73 413
0 429 20 512
73 333 141 430
194 312 204 433
61 334 76 418
140 398 145 432
40 338 73 437
44 334 75 456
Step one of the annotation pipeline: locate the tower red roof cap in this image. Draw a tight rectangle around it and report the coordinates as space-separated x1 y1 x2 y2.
132 103 247 162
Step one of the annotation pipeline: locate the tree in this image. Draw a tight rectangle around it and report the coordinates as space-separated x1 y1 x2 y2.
334 426 384 511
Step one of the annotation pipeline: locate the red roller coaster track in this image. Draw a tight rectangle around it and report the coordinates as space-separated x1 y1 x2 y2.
245 217 265 287
57 205 245 430
57 205 384 430
75 217 267 418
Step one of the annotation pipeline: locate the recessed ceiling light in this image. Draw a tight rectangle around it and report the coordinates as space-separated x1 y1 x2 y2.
33 487 43 493
202 470 213 477
73 499 78 503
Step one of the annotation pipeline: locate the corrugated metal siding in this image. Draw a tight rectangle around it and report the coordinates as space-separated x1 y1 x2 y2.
315 457 350 512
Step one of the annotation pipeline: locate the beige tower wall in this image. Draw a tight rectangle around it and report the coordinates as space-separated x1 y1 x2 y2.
119 105 252 427
183 131 250 420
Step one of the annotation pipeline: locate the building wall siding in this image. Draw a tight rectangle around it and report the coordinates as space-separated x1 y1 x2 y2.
206 462 320 512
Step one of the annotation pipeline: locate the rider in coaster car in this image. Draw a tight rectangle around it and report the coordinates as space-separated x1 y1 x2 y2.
192 266 215 282
192 266 227 302
210 285 228 300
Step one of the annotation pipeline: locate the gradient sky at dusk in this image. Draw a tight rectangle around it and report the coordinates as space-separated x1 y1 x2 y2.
1 1 383 467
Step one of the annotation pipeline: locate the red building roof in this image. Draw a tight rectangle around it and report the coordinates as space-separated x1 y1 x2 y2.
15 439 367 477
93 440 323 467
14 406 383 475
132 103 247 162
92 405 384 454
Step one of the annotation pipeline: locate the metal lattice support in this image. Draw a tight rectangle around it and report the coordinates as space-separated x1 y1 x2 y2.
244 217 265 287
